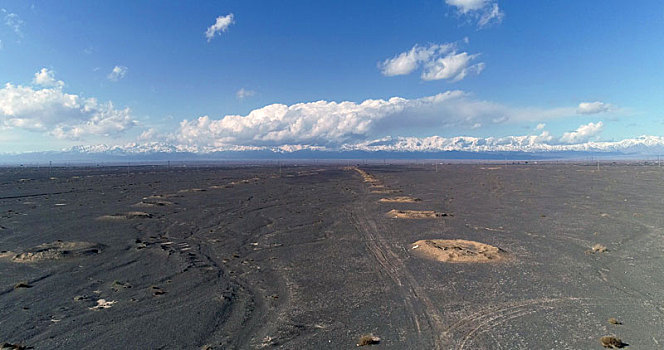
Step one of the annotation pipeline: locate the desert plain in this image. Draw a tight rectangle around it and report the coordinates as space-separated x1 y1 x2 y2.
1 163 663 349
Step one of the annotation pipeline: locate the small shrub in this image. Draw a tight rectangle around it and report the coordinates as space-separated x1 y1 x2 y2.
599 335 625 348
13 282 31 289
608 317 622 325
357 334 380 346
592 244 608 253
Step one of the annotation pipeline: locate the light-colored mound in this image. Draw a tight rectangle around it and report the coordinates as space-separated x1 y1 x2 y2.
387 209 447 219
89 299 116 310
352 167 380 184
97 211 152 220
411 239 508 263
371 189 401 194
7 241 104 263
132 200 173 207
379 196 421 203
177 188 206 193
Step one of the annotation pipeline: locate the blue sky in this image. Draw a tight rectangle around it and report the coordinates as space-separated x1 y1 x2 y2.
1 1 664 153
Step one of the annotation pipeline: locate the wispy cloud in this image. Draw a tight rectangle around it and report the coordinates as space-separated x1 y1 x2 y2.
445 0 504 28
205 14 234 42
379 44 454 76
2 8 24 37
236 88 255 100
107 65 128 82
0 69 136 139
577 101 613 115
379 43 484 82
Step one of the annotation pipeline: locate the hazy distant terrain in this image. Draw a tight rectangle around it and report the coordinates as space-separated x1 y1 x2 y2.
1 164 663 349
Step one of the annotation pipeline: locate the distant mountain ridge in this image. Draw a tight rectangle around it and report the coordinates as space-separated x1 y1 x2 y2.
2 135 664 164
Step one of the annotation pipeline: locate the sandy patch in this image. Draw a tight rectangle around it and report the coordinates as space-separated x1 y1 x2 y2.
6 241 104 263
97 211 152 220
387 209 448 219
411 239 508 263
379 196 421 203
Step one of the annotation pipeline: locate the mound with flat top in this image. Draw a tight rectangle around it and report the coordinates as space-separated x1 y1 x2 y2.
387 209 447 219
379 196 421 203
411 239 508 263
4 241 104 263
97 211 152 220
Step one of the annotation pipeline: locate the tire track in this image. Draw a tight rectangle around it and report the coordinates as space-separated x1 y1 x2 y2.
349 201 448 349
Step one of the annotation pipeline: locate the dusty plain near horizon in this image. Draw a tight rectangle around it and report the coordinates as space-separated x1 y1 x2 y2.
1 163 664 349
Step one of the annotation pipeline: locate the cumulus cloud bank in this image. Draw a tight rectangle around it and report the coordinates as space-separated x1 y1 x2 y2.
173 92 588 149
0 69 136 139
445 0 504 28
205 14 234 42
577 101 612 115
379 43 484 82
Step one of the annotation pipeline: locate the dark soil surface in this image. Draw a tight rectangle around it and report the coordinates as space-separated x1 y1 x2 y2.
1 164 663 349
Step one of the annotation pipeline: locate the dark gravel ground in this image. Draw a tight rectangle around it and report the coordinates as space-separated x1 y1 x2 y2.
1 163 663 349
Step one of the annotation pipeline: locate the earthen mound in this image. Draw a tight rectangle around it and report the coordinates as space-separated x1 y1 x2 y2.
411 239 508 263
387 209 447 219
379 196 421 203
97 211 152 220
8 241 104 263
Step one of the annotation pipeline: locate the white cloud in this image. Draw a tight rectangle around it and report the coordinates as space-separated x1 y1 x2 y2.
421 52 485 82
33 68 64 87
577 101 612 115
236 88 255 100
477 3 504 27
379 43 484 82
138 128 159 141
176 97 410 147
205 14 234 42
379 44 454 76
0 69 136 139
445 0 504 28
560 121 604 144
171 92 583 149
446 0 489 13
535 123 546 131
107 66 128 82
2 9 24 37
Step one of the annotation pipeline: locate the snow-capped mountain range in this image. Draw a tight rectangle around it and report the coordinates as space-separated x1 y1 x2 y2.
65 135 664 155
3 135 664 164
